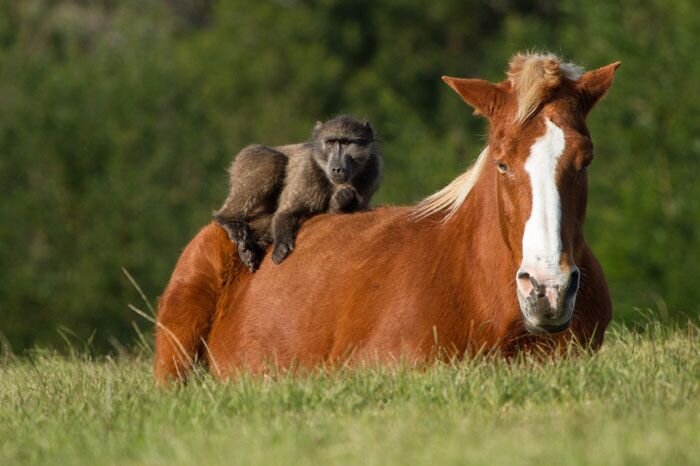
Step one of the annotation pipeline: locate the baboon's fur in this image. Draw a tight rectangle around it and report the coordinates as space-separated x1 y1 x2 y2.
213 115 382 271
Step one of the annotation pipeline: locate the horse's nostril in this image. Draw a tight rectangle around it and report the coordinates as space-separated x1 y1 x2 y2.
570 268 580 283
565 267 581 300
528 276 544 297
517 271 544 298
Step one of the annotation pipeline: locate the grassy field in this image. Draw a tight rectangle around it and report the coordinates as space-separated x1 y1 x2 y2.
1 322 698 466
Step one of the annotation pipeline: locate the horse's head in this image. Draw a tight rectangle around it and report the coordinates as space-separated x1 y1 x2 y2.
443 53 619 334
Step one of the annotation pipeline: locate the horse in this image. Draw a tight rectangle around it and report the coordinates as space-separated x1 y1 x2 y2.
154 52 619 382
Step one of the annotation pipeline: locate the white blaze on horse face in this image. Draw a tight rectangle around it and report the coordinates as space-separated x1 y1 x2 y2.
521 118 566 279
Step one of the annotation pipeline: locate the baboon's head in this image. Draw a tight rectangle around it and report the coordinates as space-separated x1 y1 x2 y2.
312 115 376 185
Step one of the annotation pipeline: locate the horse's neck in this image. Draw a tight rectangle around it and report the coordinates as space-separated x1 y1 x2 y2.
425 175 521 334
441 177 515 274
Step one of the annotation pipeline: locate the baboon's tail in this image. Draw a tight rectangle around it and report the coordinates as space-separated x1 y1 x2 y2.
154 223 235 384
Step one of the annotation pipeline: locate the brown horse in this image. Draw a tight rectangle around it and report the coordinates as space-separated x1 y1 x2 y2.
154 52 619 382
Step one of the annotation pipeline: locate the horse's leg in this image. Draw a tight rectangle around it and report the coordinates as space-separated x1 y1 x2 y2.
154 223 235 384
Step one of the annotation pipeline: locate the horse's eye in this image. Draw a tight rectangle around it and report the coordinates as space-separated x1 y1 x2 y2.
579 158 593 172
496 162 509 174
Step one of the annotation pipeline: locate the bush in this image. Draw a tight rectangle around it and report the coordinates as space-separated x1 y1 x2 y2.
0 0 697 351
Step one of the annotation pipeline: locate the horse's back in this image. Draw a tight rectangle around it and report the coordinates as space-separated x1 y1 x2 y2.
206 206 435 373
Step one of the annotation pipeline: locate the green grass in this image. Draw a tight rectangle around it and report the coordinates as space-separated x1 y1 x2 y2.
1 323 699 466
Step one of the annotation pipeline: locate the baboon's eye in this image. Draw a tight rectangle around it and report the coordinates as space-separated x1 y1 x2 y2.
496 161 509 174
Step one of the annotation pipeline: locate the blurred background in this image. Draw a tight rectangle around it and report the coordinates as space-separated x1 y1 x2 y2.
1 0 698 352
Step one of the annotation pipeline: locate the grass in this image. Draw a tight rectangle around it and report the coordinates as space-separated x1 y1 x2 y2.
1 322 699 466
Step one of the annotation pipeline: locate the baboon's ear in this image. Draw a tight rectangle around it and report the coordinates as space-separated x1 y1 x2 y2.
312 120 324 138
575 61 621 116
441 77 508 120
362 120 374 139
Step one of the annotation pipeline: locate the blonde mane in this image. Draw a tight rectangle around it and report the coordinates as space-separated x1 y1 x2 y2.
412 52 584 222
508 52 583 123
412 146 489 221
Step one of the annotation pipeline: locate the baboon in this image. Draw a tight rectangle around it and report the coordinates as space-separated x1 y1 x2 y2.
213 115 382 271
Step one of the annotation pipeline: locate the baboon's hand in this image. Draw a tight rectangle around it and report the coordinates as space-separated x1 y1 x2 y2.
272 239 294 264
216 218 250 244
330 186 357 212
237 242 262 273
212 213 236 243
221 224 237 243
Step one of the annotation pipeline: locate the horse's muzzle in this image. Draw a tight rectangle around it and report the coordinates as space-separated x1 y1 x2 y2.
516 267 580 334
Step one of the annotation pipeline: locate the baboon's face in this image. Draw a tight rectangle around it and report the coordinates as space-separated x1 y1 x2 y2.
313 117 375 185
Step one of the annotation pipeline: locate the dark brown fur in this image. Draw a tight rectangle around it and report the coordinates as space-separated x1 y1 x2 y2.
213 116 382 271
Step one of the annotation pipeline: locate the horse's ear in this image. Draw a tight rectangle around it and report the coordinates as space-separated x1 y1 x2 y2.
442 77 508 120
575 62 621 116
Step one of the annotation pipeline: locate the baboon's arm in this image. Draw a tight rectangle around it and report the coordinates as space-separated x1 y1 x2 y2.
329 186 359 213
271 158 330 264
350 154 383 210
270 210 302 264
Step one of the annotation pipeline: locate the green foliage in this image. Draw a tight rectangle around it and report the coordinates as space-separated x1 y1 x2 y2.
1 324 699 464
0 0 698 350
